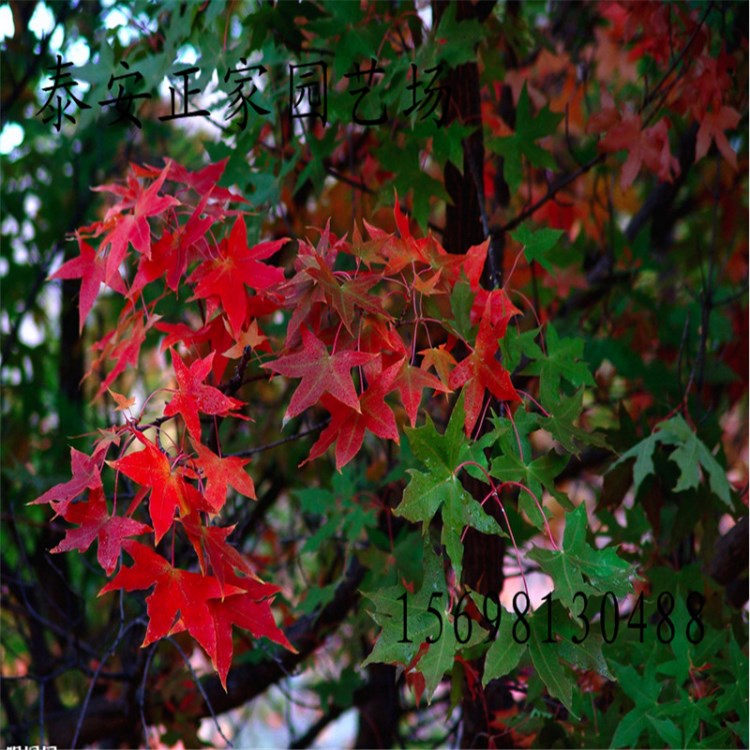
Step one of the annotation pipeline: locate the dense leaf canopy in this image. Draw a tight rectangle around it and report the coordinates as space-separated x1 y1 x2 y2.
1 2 747 748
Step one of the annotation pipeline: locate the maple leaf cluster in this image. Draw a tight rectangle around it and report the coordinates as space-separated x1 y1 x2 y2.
587 2 742 190
35 159 523 686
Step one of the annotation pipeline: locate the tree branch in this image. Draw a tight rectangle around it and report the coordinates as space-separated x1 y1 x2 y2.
229 419 330 458
707 515 748 608
46 557 366 747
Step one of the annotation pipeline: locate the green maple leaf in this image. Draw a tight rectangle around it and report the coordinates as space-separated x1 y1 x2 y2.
490 407 539 461
488 83 563 193
432 122 477 173
500 325 543 373
610 414 732 507
417 620 457 702
483 607 579 719
298 582 337 614
529 619 578 719
490 450 572 525
440 479 507 583
715 635 750 745
528 504 633 611
609 653 691 749
312 666 364 710
482 607 526 685
551 597 615 680
510 224 564 274
539 389 608 457
523 325 595 409
517 325 605 456
659 416 732 505
395 395 505 582
646 564 722 685
362 543 486 704
361 542 447 669
610 428 679 494
402 391 481 477
295 467 376 553
397 472 505 583
431 2 487 67
449 279 474 341
395 470 454 529
557 631 614 681
488 406 574 519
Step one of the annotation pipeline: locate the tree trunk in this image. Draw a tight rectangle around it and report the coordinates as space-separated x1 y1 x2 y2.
431 2 517 747
354 664 400 748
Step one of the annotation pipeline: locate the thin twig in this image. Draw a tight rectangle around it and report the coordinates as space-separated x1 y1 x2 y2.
289 703 345 749
166 637 234 748
499 155 604 234
71 618 145 749
640 2 714 123
138 644 158 748
229 419 330 458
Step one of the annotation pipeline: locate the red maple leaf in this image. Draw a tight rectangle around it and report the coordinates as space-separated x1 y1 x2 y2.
393 190 412 241
403 642 432 708
680 50 733 120
156 314 241 383
393 357 450 427
359 318 408 361
351 220 395 268
597 114 679 190
377 194 480 283
207 563 295 689
387 230 485 291
449 309 520 435
180 512 257 593
110 433 208 543
304 360 400 469
96 162 181 284
142 157 243 203
191 440 256 512
425 237 489 289
695 105 741 171
276 238 333 343
29 446 106 517
99 540 244 663
306 258 388 335
163 350 246 440
50 487 151 574
93 425 125 454
189 217 288 334
50 236 127 332
130 191 214 297
470 289 522 335
262 327 374 419
88 306 162 397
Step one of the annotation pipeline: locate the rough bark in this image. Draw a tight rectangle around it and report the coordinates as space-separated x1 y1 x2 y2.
354 664 400 748
431 2 517 747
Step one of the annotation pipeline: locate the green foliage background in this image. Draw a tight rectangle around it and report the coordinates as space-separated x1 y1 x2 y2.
1 2 747 748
